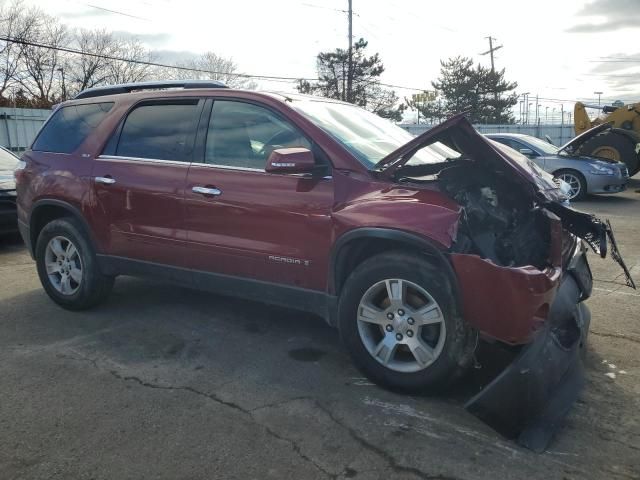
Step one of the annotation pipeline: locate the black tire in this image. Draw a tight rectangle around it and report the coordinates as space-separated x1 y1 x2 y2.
579 131 639 176
337 251 475 393
554 169 588 201
35 217 114 310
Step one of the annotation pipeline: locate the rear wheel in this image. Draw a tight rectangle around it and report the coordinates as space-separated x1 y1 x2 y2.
555 169 587 201
338 252 474 392
35 217 114 310
579 132 639 176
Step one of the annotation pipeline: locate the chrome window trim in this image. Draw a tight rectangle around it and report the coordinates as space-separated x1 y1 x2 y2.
193 163 264 173
96 155 332 179
97 155 189 166
190 162 332 179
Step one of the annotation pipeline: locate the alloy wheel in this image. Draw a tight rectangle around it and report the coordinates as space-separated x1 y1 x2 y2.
556 172 582 200
44 236 83 295
356 278 446 373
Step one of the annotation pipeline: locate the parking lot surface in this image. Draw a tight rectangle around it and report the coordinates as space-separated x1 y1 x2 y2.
1 181 639 480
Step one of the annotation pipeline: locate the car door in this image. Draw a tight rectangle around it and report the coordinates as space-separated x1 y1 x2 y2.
184 99 334 291
505 138 547 170
91 98 203 268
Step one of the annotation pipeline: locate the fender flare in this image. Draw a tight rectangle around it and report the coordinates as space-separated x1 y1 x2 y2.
329 227 461 309
28 199 98 254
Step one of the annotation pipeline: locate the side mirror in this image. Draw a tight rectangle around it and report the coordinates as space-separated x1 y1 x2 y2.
519 148 536 157
265 147 315 174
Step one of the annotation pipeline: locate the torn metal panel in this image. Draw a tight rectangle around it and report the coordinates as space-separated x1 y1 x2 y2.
465 269 591 452
545 202 636 289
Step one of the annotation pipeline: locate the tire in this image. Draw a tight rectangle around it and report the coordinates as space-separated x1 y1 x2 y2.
35 217 114 310
338 251 475 393
579 132 639 176
554 169 587 201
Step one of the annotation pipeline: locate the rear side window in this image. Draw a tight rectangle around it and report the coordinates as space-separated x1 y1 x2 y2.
32 102 114 153
112 100 199 161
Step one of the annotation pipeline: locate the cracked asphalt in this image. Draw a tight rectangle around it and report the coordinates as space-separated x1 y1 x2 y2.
1 180 639 480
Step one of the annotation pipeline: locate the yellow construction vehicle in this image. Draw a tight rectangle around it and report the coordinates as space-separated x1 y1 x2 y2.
574 101 640 176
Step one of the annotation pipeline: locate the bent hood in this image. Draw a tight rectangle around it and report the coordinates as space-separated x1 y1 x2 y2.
557 123 611 154
373 114 565 203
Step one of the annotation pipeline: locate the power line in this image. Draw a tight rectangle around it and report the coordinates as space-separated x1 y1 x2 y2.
0 35 317 83
84 3 149 21
0 34 431 92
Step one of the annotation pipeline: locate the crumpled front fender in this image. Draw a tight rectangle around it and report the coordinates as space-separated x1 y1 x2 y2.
450 254 561 344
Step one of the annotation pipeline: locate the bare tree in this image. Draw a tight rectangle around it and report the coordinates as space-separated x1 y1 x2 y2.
107 37 153 84
66 28 117 96
173 51 257 89
0 0 39 101
16 13 68 105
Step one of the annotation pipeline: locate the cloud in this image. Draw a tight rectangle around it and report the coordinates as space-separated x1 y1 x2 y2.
567 0 640 32
112 30 172 47
589 52 640 73
58 7 112 19
152 49 200 65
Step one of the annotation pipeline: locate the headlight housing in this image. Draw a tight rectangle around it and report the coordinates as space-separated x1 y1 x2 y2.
588 162 614 175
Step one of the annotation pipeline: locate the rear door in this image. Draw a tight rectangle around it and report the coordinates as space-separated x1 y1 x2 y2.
183 99 334 291
91 98 202 268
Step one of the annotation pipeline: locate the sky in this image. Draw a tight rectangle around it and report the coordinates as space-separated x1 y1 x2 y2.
24 0 640 122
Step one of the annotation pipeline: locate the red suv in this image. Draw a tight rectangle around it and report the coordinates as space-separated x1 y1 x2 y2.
14 81 633 450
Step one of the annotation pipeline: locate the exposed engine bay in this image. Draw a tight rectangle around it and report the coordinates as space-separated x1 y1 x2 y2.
438 161 551 268
397 159 553 269
394 150 635 288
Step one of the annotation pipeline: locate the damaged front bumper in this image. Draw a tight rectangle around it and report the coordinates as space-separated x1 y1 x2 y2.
463 243 593 452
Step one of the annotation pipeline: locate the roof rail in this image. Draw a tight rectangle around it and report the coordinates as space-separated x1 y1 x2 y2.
74 80 228 100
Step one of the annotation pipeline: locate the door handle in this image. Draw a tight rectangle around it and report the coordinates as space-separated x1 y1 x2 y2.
95 176 116 185
192 186 222 196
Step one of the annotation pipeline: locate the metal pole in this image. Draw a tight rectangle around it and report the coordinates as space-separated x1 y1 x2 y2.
347 0 353 103
594 91 602 107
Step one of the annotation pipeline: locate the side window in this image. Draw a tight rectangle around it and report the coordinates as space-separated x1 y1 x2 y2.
205 100 312 169
113 100 200 161
504 139 528 152
32 102 114 153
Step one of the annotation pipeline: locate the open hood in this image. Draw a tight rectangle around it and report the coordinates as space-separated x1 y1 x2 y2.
373 113 565 203
557 122 611 154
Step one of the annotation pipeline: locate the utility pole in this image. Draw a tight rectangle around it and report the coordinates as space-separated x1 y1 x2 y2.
480 36 503 73
521 92 529 124
346 0 353 103
57 67 66 101
480 36 503 122
594 91 603 107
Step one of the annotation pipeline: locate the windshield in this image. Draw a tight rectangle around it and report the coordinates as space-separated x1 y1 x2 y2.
292 99 459 167
522 136 559 155
0 148 17 170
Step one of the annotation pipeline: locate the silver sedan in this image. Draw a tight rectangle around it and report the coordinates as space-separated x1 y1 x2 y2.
486 132 628 200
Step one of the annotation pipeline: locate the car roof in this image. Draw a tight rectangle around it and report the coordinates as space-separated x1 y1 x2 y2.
485 133 531 139
66 81 354 108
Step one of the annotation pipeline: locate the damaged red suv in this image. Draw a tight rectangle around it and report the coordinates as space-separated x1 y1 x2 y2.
14 81 635 451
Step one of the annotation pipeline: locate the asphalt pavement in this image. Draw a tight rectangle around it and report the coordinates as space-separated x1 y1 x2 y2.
1 180 639 480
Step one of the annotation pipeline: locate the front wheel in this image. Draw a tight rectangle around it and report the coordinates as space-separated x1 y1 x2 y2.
555 169 587 201
338 252 474 392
